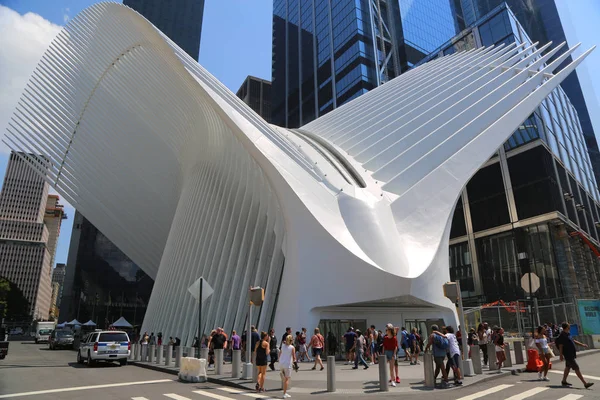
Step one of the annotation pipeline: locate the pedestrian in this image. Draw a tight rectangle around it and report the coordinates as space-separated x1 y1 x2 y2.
393 326 401 380
377 330 384 355
280 327 292 350
326 331 337 357
382 325 399 386
279 334 296 399
467 328 477 358
477 323 488 365
269 328 278 371
212 328 227 352
254 331 269 393
400 327 410 361
352 329 369 370
299 328 310 362
494 327 506 370
294 331 301 360
141 331 149 344
535 325 551 380
168 336 175 346
424 324 449 387
555 322 593 389
343 327 357 365
369 326 377 365
409 327 421 365
444 326 462 385
231 330 241 351
148 332 156 345
157 332 163 346
545 323 553 342
251 326 260 361
192 336 199 348
309 327 325 371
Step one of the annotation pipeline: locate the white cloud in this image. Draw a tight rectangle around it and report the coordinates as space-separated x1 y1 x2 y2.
63 7 70 23
0 5 61 154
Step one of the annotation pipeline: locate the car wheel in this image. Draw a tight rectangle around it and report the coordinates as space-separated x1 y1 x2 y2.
119 359 127 366
87 352 94 367
77 351 84 364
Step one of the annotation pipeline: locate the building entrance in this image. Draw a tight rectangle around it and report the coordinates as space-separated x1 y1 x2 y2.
318 319 367 360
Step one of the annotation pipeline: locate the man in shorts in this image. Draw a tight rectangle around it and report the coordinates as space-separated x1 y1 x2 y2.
343 327 357 365
424 324 449 387
555 322 593 389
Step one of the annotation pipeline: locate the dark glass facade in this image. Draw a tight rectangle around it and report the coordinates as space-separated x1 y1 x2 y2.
61 211 153 327
271 0 459 128
123 0 205 60
236 76 272 123
458 0 600 188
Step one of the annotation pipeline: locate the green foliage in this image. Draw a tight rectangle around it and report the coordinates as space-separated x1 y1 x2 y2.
0 277 30 319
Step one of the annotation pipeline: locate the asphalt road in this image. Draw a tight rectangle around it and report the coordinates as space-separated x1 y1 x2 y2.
1 339 599 400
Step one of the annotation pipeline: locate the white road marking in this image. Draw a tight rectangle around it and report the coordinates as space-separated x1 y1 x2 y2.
455 384 514 400
217 386 273 398
550 370 600 381
163 395 192 400
504 387 549 400
0 379 173 399
132 398 150 400
192 390 238 400
557 395 584 400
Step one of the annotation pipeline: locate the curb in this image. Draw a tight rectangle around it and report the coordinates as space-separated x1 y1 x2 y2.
130 361 252 390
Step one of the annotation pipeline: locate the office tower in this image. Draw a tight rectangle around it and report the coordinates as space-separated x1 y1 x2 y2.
459 0 600 186
417 4 600 305
61 211 153 326
236 76 272 122
123 0 205 60
0 152 66 320
271 0 461 128
51 263 66 308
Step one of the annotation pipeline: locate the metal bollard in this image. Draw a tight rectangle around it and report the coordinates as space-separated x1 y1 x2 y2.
157 345 163 364
215 349 224 375
149 345 155 363
514 341 524 364
142 344 149 362
232 350 241 378
379 354 388 392
470 346 482 374
129 344 135 360
136 344 142 361
175 346 183 368
503 343 512 367
424 352 435 388
487 343 497 370
253 363 258 383
327 356 336 392
166 345 172 366
200 347 209 360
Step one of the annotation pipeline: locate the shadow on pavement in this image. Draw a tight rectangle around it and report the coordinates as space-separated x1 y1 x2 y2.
67 361 121 369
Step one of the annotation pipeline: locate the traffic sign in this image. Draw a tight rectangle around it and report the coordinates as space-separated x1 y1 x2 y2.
521 272 540 294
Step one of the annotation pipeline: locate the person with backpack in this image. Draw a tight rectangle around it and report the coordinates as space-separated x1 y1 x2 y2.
409 327 421 365
424 324 450 387
400 327 410 361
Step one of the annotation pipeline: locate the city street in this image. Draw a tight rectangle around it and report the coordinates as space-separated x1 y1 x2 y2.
1 340 600 399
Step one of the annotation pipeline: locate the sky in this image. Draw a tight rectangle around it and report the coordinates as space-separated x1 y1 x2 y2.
0 0 598 267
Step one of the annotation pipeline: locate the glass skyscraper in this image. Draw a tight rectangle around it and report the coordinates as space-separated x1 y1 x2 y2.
459 0 600 187
123 0 205 60
418 4 600 305
271 0 461 128
236 76 272 123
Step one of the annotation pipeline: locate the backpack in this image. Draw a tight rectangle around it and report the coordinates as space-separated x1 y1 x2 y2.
401 330 408 345
434 334 449 350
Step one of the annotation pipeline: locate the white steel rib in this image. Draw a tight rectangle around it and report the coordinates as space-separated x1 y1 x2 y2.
3 2 593 342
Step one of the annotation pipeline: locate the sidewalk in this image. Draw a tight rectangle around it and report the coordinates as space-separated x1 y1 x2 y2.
132 349 600 395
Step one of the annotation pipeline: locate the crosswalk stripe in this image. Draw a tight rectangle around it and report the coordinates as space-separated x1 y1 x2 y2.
455 384 514 400
217 387 272 398
550 370 600 381
192 390 237 400
163 394 192 400
131 398 149 400
557 395 584 400
504 387 549 400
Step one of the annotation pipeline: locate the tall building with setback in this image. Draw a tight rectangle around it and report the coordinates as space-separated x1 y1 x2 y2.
123 0 205 60
0 152 66 320
51 263 66 308
236 76 272 122
459 0 600 186
271 0 462 127
418 4 600 310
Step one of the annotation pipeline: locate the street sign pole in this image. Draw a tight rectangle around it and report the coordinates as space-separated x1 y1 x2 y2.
198 277 203 359
242 301 253 379
528 273 534 337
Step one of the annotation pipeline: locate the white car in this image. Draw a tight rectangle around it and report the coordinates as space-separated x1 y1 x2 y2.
77 331 130 366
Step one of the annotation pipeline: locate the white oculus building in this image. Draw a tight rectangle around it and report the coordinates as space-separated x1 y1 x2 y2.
3 3 593 345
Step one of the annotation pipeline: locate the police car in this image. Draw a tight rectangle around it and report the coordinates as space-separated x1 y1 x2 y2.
77 330 130 366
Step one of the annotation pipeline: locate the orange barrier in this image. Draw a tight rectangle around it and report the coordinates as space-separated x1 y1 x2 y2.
526 349 553 371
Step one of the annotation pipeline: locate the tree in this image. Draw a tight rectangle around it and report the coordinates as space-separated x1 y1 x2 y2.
0 277 30 320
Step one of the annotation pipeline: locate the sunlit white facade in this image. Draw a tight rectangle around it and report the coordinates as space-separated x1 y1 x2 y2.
3 3 592 344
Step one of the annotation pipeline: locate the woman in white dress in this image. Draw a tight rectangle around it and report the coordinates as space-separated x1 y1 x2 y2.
535 326 552 381
279 335 297 398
